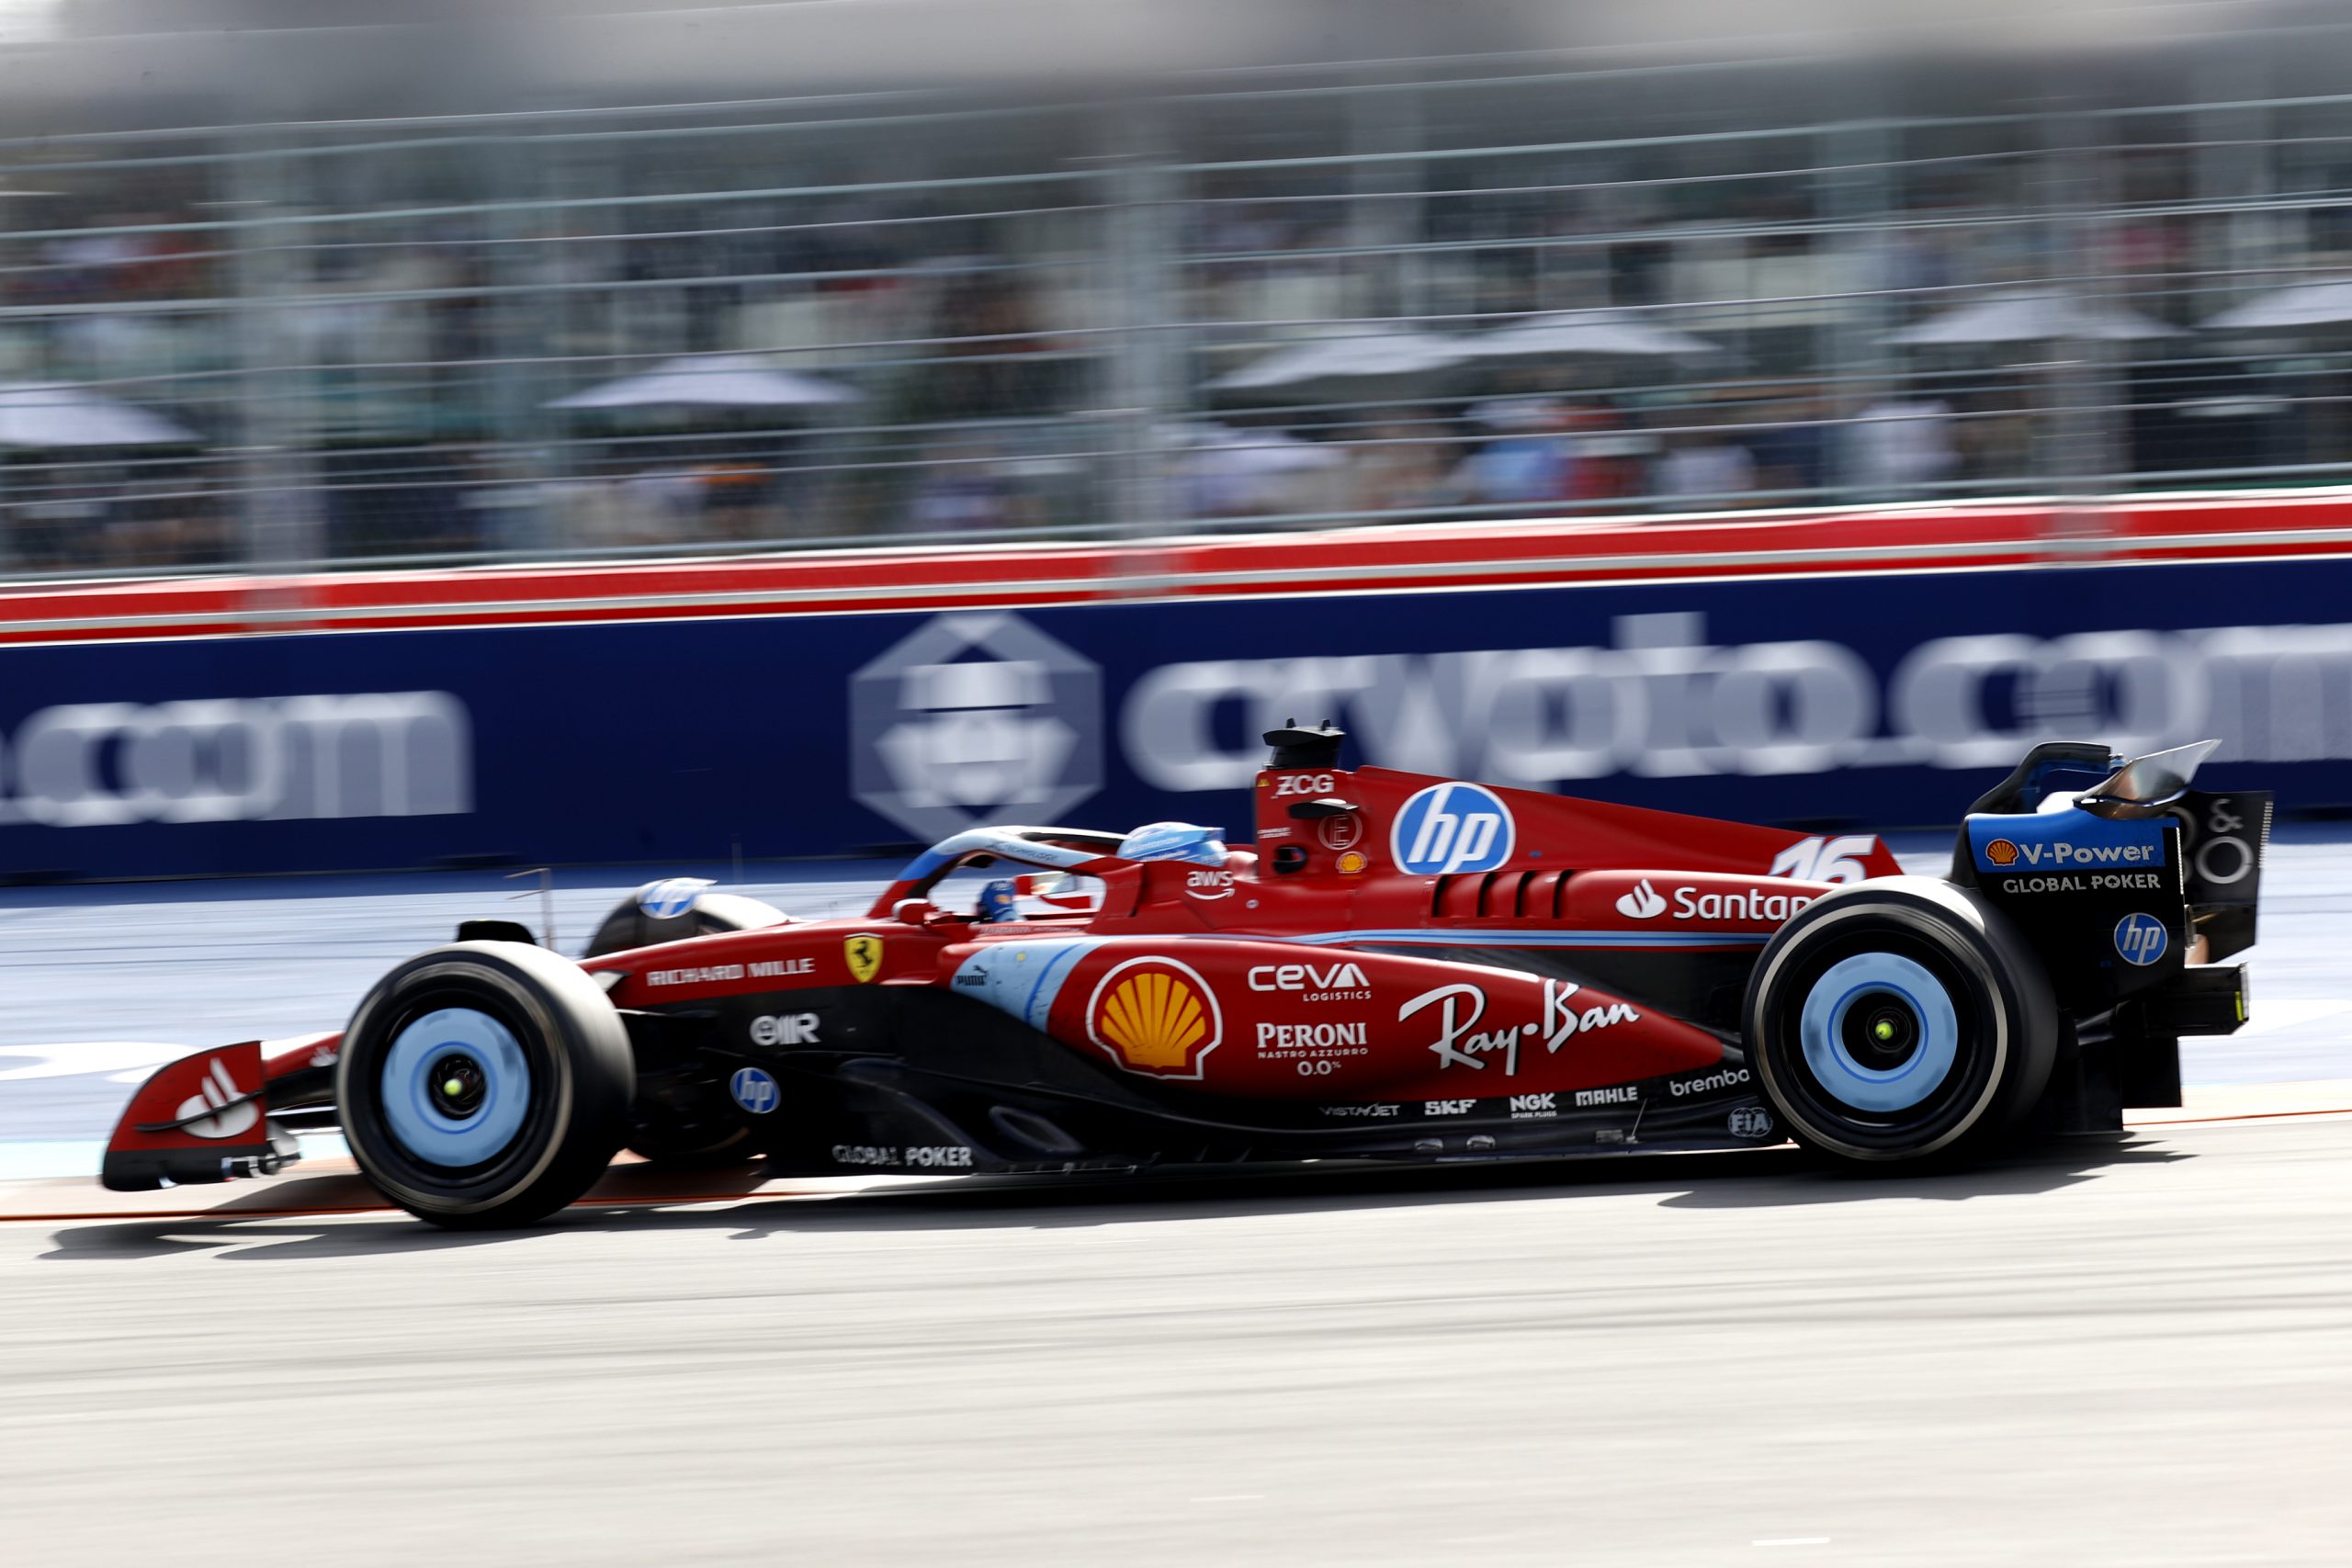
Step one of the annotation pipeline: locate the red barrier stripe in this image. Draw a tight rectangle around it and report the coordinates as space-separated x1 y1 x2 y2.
6 491 2352 646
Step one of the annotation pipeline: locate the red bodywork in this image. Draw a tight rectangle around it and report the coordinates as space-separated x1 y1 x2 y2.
579 761 1894 1104
104 755 1899 1182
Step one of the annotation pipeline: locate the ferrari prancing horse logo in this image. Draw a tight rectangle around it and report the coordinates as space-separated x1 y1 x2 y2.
844 933 885 984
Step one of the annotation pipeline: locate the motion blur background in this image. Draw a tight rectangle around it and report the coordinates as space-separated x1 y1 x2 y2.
6 0 2352 572
8 0 2352 886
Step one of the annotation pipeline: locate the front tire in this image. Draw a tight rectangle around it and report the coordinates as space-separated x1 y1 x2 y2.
1743 877 2057 1165
338 942 634 1226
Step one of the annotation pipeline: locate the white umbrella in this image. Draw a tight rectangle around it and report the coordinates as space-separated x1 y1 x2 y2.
548 354 860 410
1461 309 1725 359
1884 288 2182 346
2204 279 2352 331
1206 332 1470 392
0 382 196 446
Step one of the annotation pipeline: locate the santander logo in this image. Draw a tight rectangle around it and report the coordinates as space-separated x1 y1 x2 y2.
1615 880 1668 919
175 1057 260 1141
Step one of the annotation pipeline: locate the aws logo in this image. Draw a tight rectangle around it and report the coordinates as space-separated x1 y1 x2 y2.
1086 957 1222 1079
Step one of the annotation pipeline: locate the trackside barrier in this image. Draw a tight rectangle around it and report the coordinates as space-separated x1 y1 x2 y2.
2 497 2349 879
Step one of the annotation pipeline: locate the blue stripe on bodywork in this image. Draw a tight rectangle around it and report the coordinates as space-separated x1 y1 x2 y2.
952 938 1110 1031
1274 929 1772 949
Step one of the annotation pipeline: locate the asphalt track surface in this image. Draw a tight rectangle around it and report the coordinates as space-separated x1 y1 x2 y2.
4 843 2352 1564
0 1119 2346 1565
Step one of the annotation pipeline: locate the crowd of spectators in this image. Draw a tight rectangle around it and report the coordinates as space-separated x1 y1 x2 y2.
0 89 2348 571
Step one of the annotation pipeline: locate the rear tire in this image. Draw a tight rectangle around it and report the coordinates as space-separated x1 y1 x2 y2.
338 942 633 1227
1743 877 2057 1166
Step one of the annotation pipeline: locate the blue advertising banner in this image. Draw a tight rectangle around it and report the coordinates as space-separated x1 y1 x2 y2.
0 556 2346 879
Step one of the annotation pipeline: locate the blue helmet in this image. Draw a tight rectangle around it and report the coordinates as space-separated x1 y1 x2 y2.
976 878 1023 922
1117 821 1228 867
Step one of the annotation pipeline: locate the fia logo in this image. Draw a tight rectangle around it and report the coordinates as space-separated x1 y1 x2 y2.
1728 1105 1775 1140
1390 783 1515 876
2114 912 2169 966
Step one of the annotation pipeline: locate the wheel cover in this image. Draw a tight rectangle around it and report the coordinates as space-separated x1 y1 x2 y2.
1796 953 1961 1113
380 1007 533 1168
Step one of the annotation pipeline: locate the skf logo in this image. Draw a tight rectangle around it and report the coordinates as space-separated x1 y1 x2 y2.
1087 957 1222 1079
1184 867 1235 900
1615 879 1667 919
1986 839 2019 867
1425 1099 1476 1115
844 933 885 984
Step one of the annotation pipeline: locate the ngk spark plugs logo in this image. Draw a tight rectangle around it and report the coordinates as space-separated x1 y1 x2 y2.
0 692 469 829
851 613 1102 840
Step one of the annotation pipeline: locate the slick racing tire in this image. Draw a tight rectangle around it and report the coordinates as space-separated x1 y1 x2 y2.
1743 877 2057 1166
338 942 634 1227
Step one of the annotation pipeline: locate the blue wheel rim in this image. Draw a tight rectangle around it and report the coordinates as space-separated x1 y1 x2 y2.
380 1007 533 1168
1796 953 1960 1113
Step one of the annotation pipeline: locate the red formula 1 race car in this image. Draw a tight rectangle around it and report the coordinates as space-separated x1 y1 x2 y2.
103 725 2267 1227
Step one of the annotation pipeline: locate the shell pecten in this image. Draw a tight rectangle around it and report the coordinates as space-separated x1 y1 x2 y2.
1091 961 1218 1074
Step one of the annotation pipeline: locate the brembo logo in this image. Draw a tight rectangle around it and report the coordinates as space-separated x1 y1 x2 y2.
0 693 469 829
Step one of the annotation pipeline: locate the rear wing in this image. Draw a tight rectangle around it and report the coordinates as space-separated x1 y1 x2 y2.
2172 789 2271 962
1954 739 2270 962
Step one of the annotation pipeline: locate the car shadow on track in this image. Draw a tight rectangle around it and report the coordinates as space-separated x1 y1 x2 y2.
35 1133 2190 1263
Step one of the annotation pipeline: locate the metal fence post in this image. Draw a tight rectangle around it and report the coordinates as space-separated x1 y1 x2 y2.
1109 104 1178 539
227 129 322 573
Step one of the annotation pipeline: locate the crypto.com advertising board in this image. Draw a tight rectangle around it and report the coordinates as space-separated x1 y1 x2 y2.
0 557 2345 879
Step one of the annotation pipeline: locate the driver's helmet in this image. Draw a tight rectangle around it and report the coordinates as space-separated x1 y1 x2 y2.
1117 821 1228 866
976 878 1023 922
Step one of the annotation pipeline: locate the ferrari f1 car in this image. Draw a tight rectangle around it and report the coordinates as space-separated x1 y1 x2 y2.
103 725 2268 1227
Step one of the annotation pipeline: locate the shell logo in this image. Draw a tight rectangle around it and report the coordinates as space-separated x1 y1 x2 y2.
1986 839 2019 867
1087 957 1223 1079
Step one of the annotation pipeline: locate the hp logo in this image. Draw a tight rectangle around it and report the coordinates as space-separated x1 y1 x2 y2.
2113 912 2170 967
729 1066 782 1115
1390 783 1516 876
